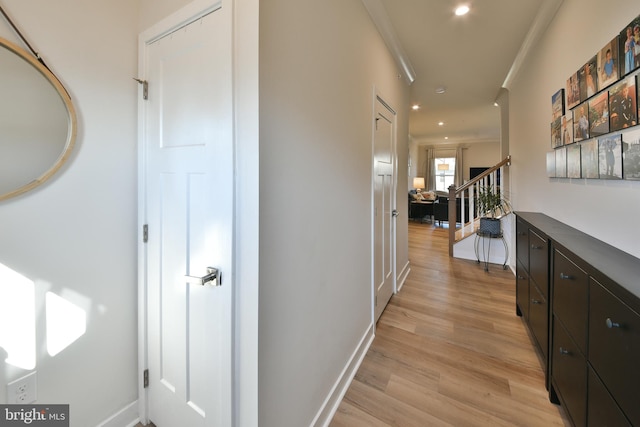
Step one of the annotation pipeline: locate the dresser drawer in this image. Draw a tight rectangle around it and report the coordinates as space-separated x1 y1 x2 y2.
516 261 529 320
589 278 640 426
529 230 548 295
553 249 588 353
552 318 587 427
529 282 548 360
587 367 631 427
516 218 529 268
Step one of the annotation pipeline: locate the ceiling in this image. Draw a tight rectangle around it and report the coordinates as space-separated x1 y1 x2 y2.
370 0 559 146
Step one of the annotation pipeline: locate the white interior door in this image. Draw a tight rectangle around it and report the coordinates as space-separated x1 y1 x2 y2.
373 97 396 322
141 5 233 426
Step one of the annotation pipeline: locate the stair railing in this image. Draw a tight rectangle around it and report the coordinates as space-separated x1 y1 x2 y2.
446 155 511 256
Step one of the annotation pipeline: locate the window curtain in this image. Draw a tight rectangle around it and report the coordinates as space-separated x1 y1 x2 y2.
424 148 435 191
454 146 464 187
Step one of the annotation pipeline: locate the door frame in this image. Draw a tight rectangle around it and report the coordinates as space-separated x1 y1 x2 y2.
371 90 398 325
136 1 260 425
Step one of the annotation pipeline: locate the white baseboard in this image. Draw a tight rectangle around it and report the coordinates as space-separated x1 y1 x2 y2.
96 400 139 427
96 322 376 427
396 261 410 292
310 323 375 427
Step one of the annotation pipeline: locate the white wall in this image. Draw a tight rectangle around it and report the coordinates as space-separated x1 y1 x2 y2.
259 0 409 425
0 1 139 426
138 0 190 30
464 142 502 182
510 0 640 258
408 136 420 188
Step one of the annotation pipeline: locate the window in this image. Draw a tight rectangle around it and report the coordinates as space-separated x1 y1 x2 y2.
434 157 455 192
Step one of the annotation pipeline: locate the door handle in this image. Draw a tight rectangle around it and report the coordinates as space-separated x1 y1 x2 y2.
606 318 621 329
392 209 399 217
185 267 220 286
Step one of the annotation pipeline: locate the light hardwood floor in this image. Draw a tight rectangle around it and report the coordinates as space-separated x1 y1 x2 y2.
330 221 571 426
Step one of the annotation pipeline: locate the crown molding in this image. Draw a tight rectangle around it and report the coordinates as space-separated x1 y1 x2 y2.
501 0 564 90
361 0 416 85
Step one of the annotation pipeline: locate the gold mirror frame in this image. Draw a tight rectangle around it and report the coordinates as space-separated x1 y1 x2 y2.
0 37 77 202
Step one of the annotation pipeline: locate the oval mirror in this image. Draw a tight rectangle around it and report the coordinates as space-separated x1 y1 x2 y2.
0 37 77 201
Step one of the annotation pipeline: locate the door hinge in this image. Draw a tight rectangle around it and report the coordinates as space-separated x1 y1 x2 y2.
375 295 378 306
133 78 148 100
143 224 148 243
143 369 149 388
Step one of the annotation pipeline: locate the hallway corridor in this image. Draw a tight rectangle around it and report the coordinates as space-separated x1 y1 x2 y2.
330 222 570 426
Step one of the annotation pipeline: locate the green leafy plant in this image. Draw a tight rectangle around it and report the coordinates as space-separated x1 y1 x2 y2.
476 186 511 219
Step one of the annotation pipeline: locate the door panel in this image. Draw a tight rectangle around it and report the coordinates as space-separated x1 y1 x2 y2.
143 6 233 426
373 98 396 322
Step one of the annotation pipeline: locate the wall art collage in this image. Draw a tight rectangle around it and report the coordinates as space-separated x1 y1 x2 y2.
548 13 640 180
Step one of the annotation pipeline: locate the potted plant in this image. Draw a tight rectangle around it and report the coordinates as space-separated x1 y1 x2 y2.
475 186 511 236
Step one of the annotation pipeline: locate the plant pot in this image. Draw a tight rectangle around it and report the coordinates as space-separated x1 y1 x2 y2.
479 217 501 236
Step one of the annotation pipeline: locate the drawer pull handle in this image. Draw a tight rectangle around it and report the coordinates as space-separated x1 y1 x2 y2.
559 273 572 280
531 299 541 305
606 318 621 329
517 275 525 280
559 347 570 355
531 244 542 250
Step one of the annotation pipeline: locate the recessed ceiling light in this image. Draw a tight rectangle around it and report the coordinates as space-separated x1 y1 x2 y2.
438 121 444 126
412 104 421 110
435 86 447 94
455 5 470 16
493 102 499 107
445 137 449 140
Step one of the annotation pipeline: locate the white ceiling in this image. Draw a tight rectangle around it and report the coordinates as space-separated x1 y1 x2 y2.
371 0 560 146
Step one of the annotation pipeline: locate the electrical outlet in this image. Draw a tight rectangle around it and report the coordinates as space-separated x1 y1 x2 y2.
7 372 37 404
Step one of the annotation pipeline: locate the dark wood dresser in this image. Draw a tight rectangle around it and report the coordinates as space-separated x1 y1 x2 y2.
515 212 640 427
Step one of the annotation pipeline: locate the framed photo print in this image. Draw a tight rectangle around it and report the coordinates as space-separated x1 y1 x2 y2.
638 73 640 122
609 74 638 131
588 92 609 137
578 64 588 102
567 72 580 109
598 134 622 179
597 36 620 90
561 114 574 146
547 152 556 178
552 89 565 121
573 101 590 142
555 147 567 178
567 144 581 178
623 128 640 179
551 117 562 148
579 56 598 100
619 15 640 76
580 139 599 178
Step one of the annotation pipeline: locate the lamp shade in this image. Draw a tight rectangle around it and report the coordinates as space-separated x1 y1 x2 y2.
413 177 425 190
437 163 450 171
